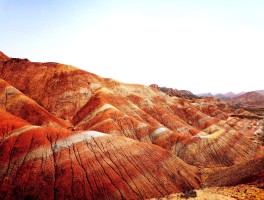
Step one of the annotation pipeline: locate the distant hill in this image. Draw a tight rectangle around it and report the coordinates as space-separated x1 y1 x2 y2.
197 90 264 111
214 93 231 100
230 91 264 107
224 92 237 98
150 84 197 99
256 90 264 95
197 92 233 100
197 92 214 97
197 91 250 101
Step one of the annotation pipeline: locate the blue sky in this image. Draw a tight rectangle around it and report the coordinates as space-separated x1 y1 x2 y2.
1 0 264 93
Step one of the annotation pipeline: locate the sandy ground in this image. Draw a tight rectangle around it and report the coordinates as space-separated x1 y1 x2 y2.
149 184 264 200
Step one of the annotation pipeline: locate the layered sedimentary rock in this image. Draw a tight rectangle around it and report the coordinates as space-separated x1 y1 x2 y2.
0 52 263 199
0 111 200 199
202 157 264 187
0 78 70 128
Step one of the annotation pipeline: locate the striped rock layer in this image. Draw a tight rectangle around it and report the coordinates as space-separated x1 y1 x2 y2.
0 52 263 199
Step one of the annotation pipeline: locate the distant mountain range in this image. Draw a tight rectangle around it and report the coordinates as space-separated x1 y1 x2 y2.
151 87 264 109
197 90 264 108
197 92 244 99
149 85 264 108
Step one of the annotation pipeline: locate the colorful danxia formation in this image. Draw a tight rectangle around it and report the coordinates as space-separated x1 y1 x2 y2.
0 51 263 199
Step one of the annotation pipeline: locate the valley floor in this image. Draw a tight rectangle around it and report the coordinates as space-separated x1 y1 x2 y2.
150 184 264 200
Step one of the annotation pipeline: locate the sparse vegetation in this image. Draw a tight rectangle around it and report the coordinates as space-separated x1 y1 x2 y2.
180 190 197 199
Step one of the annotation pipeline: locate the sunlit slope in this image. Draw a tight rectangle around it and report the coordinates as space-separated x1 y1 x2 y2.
0 52 263 199
0 109 200 199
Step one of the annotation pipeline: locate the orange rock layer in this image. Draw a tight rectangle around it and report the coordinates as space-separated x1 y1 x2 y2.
0 53 263 199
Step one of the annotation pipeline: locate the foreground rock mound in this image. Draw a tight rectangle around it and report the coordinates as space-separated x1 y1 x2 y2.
0 112 200 199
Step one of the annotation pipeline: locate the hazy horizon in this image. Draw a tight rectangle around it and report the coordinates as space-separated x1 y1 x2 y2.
1 0 263 94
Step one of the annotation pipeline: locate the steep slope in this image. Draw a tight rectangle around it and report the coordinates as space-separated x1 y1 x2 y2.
0 51 9 61
202 157 264 187
0 111 201 199
0 78 70 128
0 58 101 120
0 108 30 141
72 87 157 141
177 130 262 167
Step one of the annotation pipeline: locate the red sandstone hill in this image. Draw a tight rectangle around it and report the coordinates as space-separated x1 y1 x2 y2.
0 52 263 199
0 51 9 61
231 91 264 107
